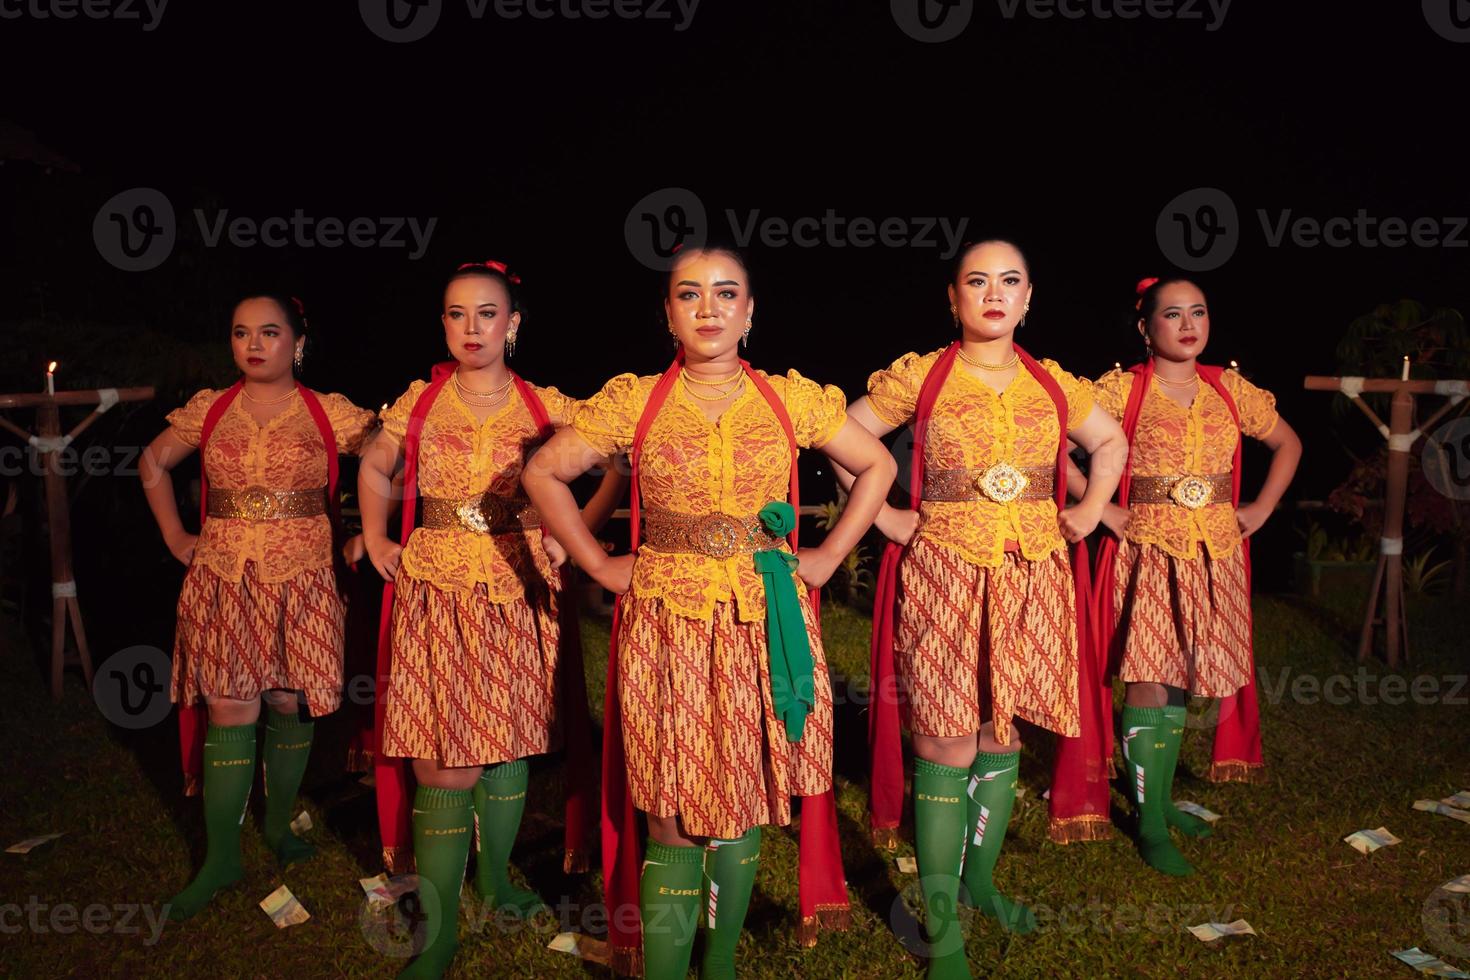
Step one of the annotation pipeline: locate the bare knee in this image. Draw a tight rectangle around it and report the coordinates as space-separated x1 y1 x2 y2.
206 696 260 727
977 720 1021 755
1125 682 1168 708
262 689 301 716
411 758 482 792
913 733 983 769
644 813 704 848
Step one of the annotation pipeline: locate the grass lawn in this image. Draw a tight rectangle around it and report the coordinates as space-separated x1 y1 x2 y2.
2 587 1468 978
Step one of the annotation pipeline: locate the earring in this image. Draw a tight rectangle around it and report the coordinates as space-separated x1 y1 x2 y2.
950 304 959 328
293 347 304 370
506 332 517 358
1020 303 1030 329
742 318 752 348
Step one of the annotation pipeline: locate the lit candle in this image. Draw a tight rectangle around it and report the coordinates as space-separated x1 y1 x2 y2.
1401 356 1410 381
46 360 56 396
1229 359 1239 370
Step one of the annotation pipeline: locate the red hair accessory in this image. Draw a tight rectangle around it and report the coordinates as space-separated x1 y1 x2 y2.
457 260 522 285
1134 276 1160 310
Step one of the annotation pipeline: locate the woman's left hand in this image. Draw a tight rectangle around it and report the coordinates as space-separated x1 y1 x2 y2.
1058 503 1102 543
1236 501 1270 538
795 547 841 590
341 534 367 567
543 533 569 569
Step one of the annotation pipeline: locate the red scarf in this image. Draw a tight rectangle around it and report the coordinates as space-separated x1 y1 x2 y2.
866 343 1112 843
371 363 597 872
602 352 849 976
1091 360 1263 781
178 381 340 796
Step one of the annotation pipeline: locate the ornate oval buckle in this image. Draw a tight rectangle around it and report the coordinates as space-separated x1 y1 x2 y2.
975 462 1029 504
455 495 495 534
238 487 276 521
1169 476 1214 510
697 514 745 560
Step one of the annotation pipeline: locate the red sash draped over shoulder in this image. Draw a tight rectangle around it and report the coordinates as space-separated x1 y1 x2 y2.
602 351 849 977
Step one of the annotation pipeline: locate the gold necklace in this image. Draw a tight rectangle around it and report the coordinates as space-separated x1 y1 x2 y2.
454 371 514 400
681 374 745 402
957 347 1019 371
681 366 744 386
1155 373 1199 388
241 385 297 405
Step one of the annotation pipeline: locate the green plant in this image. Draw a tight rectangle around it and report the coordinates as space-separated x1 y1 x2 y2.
1405 548 1452 595
813 500 841 531
1297 520 1375 562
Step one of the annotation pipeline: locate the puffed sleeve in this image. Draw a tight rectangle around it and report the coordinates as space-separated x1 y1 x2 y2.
164 389 219 448
571 374 644 457
320 392 379 454
379 380 428 446
1091 368 1132 422
1223 370 1280 440
1042 359 1096 430
866 351 932 427
530 384 579 428
781 370 848 449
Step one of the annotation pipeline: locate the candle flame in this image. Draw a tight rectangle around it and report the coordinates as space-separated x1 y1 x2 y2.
47 361 57 374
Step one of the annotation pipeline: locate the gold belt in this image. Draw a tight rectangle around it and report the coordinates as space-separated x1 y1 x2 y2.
641 507 783 560
206 486 326 521
420 494 542 534
923 463 1056 503
1129 473 1233 509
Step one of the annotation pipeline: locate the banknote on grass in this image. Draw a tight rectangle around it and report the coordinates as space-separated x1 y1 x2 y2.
260 885 310 928
6 833 64 854
549 932 611 965
1344 827 1401 854
289 811 312 835
1390 947 1470 978
1187 920 1255 942
1439 874 1470 894
1442 791 1470 809
896 856 917 874
1175 801 1221 823
1415 801 1470 824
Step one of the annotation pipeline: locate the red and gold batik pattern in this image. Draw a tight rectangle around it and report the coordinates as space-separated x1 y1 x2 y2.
1111 538 1253 697
381 573 563 767
895 535 1081 745
614 592 832 840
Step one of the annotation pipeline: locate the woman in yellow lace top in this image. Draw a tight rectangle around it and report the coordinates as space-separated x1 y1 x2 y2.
139 293 376 922
1075 276 1300 879
523 247 894 979
357 262 602 980
837 240 1127 975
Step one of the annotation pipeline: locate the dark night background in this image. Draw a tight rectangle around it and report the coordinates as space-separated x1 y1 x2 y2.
2 1 1468 646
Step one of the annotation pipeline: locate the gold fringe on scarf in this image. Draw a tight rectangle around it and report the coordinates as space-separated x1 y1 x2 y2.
870 825 900 851
1207 760 1267 784
609 945 644 978
797 903 854 947
1047 813 1115 844
563 848 590 874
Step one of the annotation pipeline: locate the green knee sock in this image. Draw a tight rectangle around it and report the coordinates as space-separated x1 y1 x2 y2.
472 760 544 917
1121 706 1194 876
166 724 256 921
700 827 760 980
640 839 702 980
957 752 1035 934
261 710 316 866
914 758 973 980
1158 706 1212 838
398 786 472 980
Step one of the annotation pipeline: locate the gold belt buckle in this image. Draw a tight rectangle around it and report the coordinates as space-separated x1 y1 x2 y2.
454 494 497 534
697 513 745 560
974 462 1029 504
1169 476 1214 510
238 487 277 522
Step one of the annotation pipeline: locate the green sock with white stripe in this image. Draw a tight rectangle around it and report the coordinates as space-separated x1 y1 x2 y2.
1122 705 1195 876
639 839 702 980
958 751 1035 933
699 827 760 980
914 757 972 980
398 785 473 979
166 723 256 921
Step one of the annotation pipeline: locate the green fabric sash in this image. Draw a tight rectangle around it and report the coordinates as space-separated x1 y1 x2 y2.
752 502 815 743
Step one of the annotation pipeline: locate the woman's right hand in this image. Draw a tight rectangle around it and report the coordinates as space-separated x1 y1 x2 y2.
591 553 635 595
876 506 920 547
166 531 198 566
365 535 404 583
1101 502 1131 538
